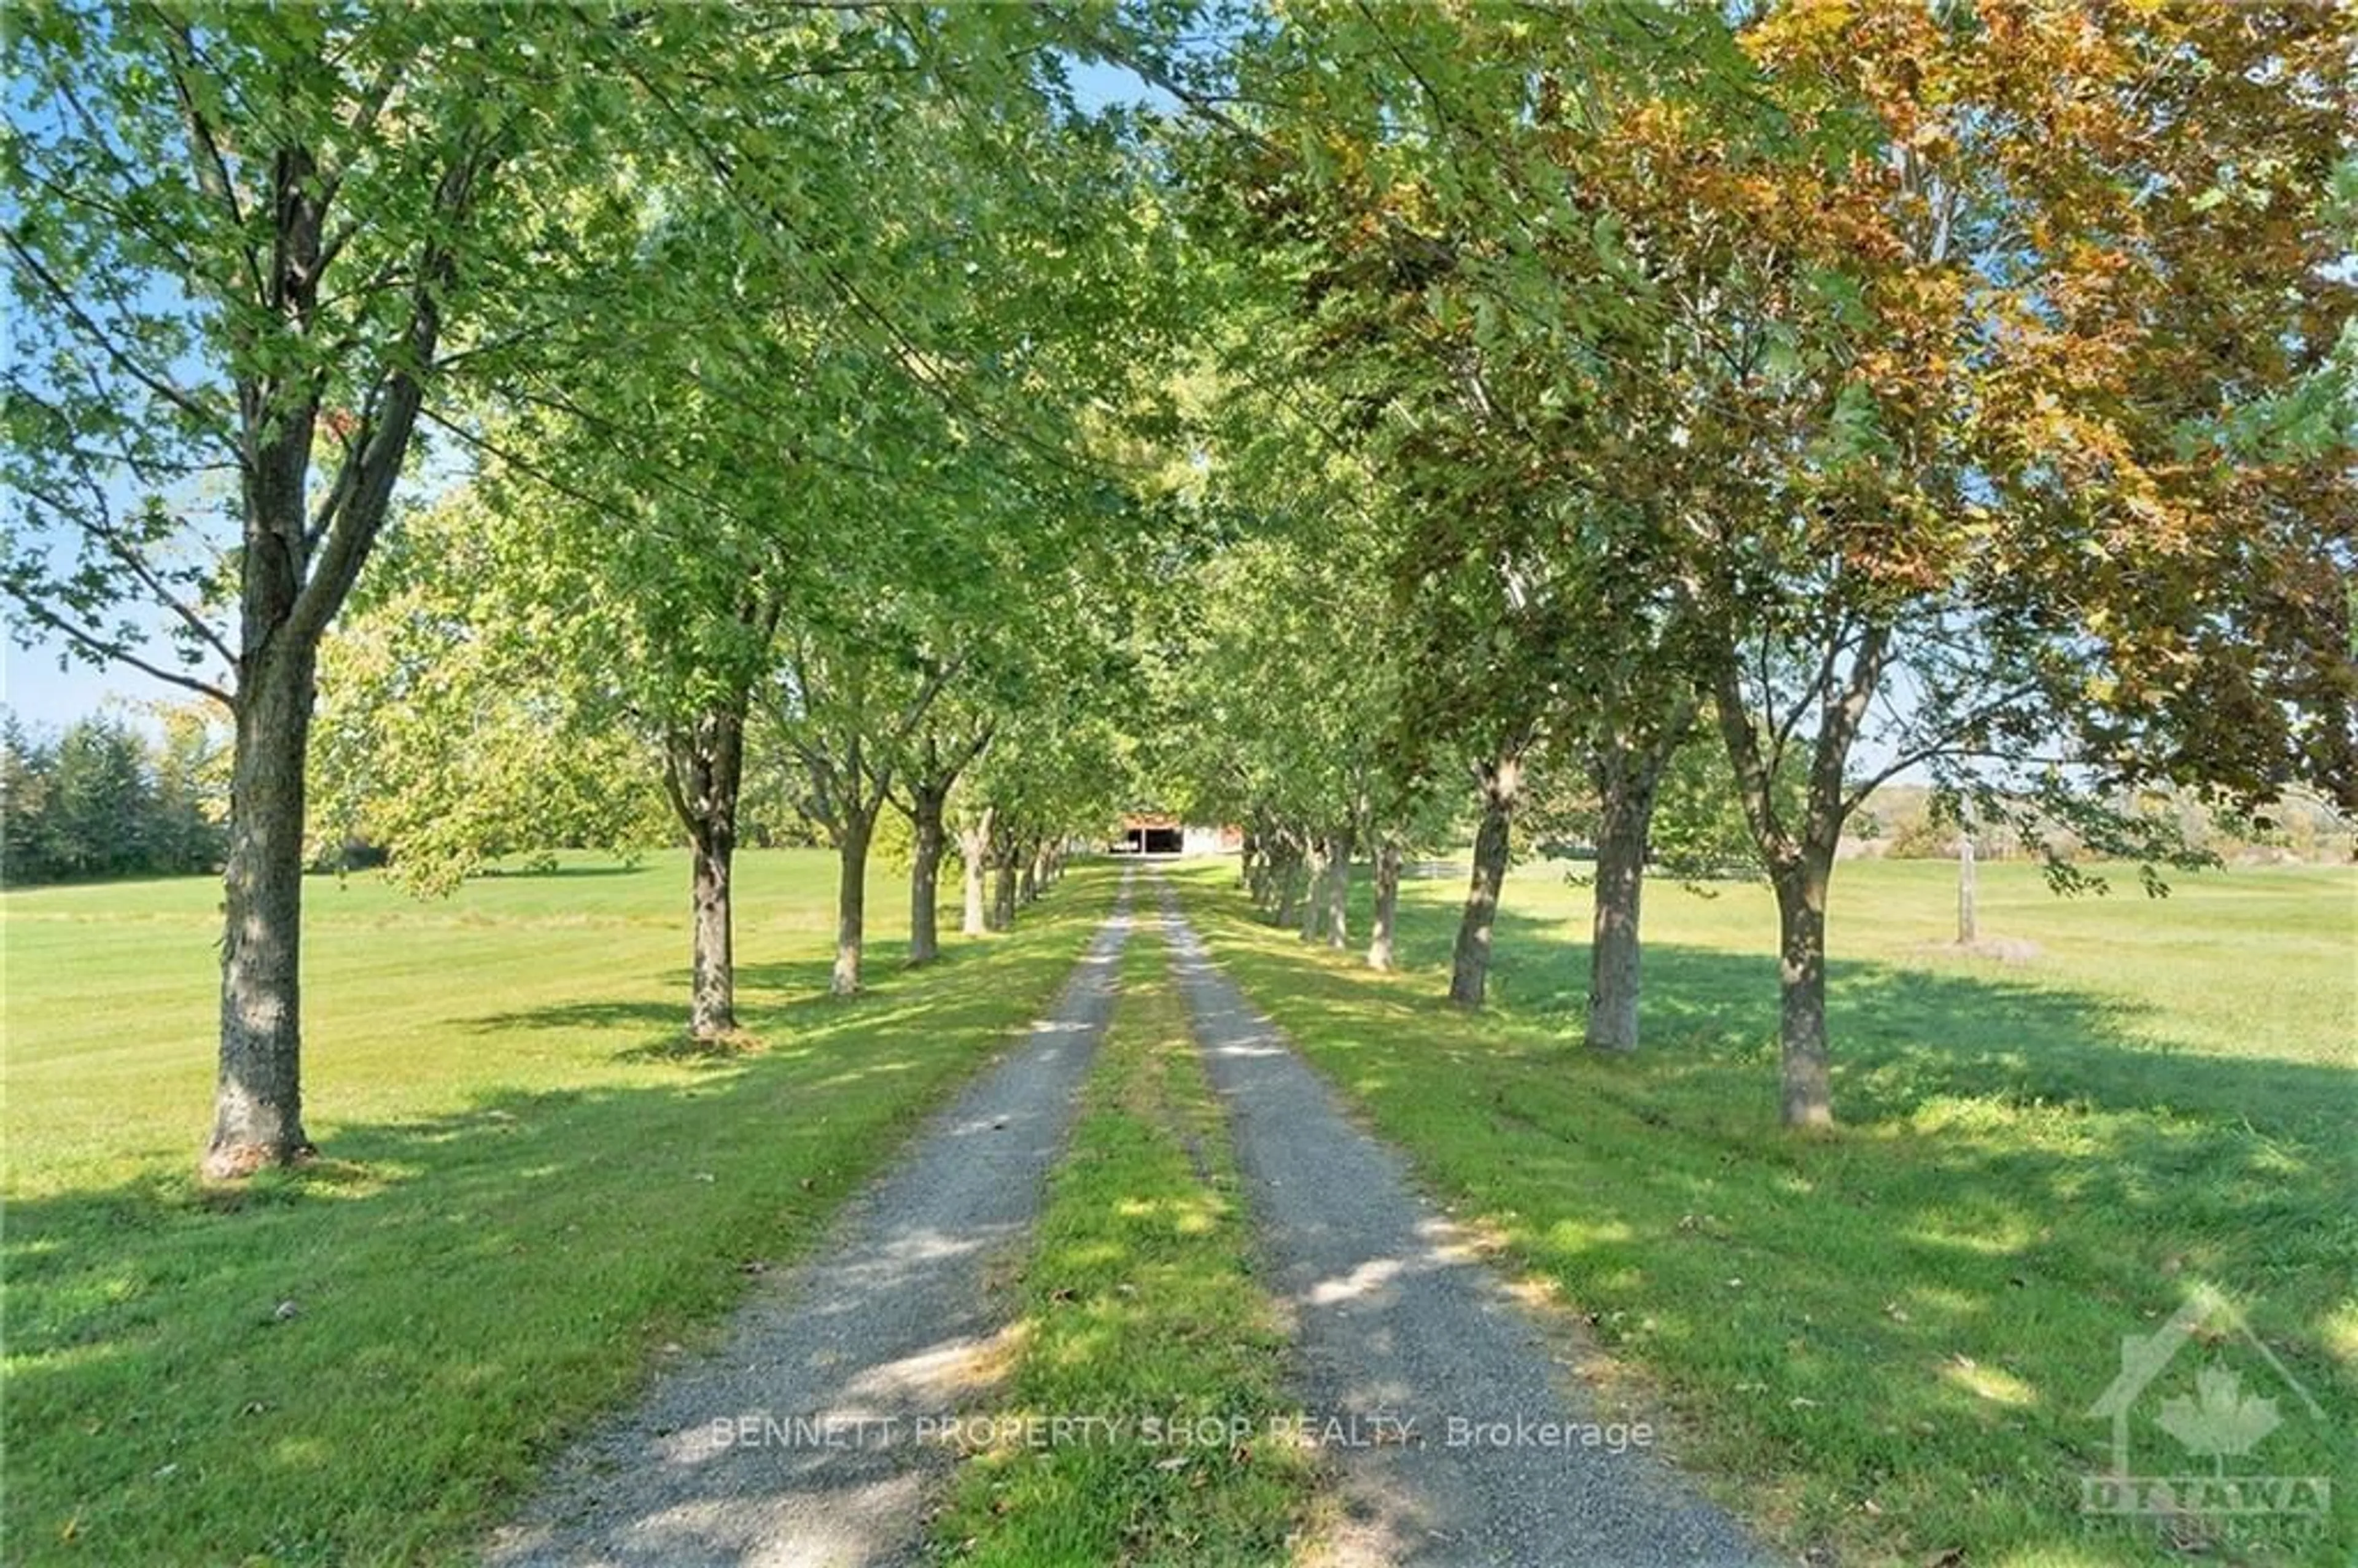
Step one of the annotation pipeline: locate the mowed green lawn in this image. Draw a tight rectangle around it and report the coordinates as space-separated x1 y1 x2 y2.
6 853 2351 1565
2 852 1116 1565
1171 856 2357 1567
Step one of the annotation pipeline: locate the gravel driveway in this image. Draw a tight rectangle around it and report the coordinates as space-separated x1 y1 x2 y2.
486 880 1134 1567
1159 882 1761 1567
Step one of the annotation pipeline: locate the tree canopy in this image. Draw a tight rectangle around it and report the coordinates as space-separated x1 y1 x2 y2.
6 0 2349 1162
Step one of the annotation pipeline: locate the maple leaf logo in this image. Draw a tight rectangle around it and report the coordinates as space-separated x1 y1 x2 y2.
2155 1364 2279 1474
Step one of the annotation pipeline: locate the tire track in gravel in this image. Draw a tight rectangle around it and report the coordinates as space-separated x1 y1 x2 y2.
486 875 1135 1567
1158 879 1761 1567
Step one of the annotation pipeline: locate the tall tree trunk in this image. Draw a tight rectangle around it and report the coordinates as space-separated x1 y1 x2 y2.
1019 847 1038 904
204 648 317 1179
991 855 1018 931
666 703 750 1042
690 823 736 1035
190 123 478 1179
833 810 873 995
1298 837 1326 941
1711 626 1886 1130
1773 853 1835 1128
1586 696 1696 1053
1956 815 1978 944
1367 838 1402 971
1585 751 1669 1053
1325 821 1355 950
1584 793 1649 1052
1272 839 1301 926
909 784 949 966
1449 754 1520 1007
960 810 992 937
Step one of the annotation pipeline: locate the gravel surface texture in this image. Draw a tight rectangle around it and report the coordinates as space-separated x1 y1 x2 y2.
1158 882 1761 1567
486 880 1134 1567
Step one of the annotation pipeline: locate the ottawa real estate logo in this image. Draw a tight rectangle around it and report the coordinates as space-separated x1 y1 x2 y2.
2082 1286 2330 1548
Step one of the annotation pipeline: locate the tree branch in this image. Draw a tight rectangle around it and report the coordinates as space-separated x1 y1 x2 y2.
1804 622 1891 847
158 15 267 305
18 476 238 673
289 143 497 647
2 228 230 437
1711 648 1789 862
2 589 235 709
1839 678 2051 818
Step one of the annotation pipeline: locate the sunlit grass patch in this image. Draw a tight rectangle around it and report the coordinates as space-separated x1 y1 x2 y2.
2 852 1116 1566
1168 858 2357 1566
932 930 1315 1566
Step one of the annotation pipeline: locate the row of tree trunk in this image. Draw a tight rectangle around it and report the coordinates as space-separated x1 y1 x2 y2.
1243 821 1400 969
1242 820 1403 971
667 691 1064 1044
1233 717 1690 1061
1232 657 1894 1130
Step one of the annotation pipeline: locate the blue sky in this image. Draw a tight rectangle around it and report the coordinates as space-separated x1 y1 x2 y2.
1068 55 1168 115
1 633 125 729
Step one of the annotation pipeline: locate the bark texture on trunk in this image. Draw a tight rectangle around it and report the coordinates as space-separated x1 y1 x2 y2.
1773 856 1835 1129
833 811 873 995
690 826 735 1035
204 648 317 1178
960 810 992 937
1585 696 1695 1053
1585 756 1663 1052
908 785 948 965
1449 755 1520 1007
1298 839 1326 942
1368 839 1401 971
1324 823 1355 950
991 859 1017 931
667 703 750 1042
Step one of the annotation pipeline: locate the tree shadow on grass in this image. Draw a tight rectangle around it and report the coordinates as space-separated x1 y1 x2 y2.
731 958 845 999
733 933 1003 1003
0 883 1116 1567
462 933 1016 1062
463 998 706 1065
1171 879 2357 1564
4 1078 816 1563
1319 884 2344 1143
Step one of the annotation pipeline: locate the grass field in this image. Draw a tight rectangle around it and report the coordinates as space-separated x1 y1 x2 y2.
2 852 1115 1565
1169 856 2357 1566
6 852 2351 1565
